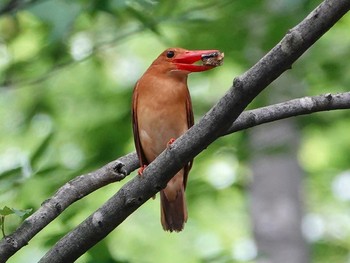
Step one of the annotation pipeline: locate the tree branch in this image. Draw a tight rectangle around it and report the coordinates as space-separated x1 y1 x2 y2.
2 90 350 261
0 0 350 262
1 90 350 261
33 1 349 262
0 153 138 262
224 92 350 135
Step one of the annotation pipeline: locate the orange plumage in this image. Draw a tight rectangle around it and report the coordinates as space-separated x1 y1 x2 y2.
132 47 221 232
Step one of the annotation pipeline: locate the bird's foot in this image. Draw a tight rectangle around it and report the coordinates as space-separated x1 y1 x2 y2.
138 165 147 176
167 138 176 147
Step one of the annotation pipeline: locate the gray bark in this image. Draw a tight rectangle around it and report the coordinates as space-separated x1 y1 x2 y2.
0 0 349 261
1 91 349 262
38 0 349 261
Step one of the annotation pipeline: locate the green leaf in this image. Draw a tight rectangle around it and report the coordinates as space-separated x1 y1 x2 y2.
126 6 159 35
12 208 33 218
30 132 54 168
0 206 32 217
33 164 60 177
0 166 22 181
0 206 14 216
28 0 81 42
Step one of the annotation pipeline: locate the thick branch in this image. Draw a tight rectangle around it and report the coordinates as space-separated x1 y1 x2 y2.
1 90 350 261
36 1 350 262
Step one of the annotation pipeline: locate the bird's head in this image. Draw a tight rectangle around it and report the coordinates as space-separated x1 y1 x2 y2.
151 47 223 75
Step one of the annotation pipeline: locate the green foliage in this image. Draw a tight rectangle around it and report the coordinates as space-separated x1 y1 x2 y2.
0 0 350 262
0 206 32 237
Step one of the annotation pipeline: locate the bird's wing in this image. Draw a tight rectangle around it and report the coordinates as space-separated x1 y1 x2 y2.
132 82 149 167
183 88 194 189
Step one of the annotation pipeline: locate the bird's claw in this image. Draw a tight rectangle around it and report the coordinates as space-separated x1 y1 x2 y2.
138 165 147 176
167 138 176 147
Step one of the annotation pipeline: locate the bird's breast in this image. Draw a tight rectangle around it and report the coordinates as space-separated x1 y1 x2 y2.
136 77 190 161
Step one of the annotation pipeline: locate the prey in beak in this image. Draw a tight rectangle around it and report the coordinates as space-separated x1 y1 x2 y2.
171 49 224 72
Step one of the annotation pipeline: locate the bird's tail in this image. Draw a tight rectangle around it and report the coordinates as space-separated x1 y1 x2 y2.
160 185 188 232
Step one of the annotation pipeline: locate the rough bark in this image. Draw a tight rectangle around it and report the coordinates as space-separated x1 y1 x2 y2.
0 0 349 261
0 153 139 262
37 1 350 262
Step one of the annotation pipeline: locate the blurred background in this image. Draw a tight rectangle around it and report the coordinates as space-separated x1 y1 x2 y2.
1 0 350 262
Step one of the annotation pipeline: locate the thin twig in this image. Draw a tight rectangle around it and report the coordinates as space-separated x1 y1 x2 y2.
224 92 350 135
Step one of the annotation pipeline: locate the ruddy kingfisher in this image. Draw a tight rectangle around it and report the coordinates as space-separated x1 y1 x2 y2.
132 47 223 232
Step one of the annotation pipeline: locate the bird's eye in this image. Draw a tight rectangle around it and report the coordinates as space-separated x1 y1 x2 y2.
166 51 175 58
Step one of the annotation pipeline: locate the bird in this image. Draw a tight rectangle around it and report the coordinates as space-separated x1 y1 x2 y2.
132 47 223 232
